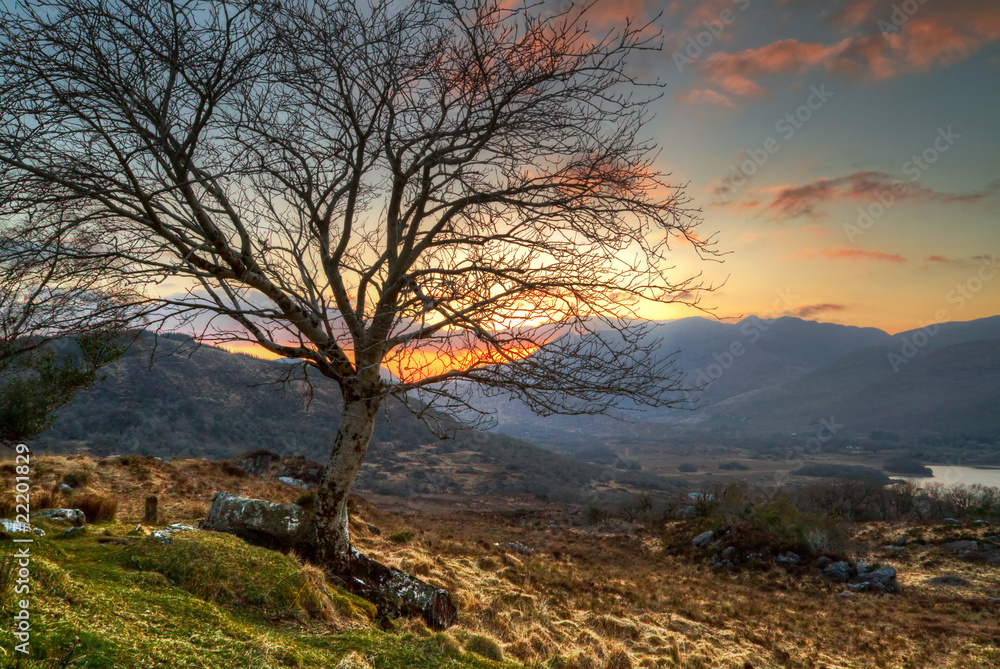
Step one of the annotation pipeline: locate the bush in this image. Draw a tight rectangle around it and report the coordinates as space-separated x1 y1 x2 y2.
464 634 504 662
718 461 749 471
62 470 91 488
66 493 118 523
295 491 316 512
387 529 416 544
677 463 698 473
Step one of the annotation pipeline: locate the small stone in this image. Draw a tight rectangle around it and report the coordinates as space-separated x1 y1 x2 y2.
895 535 907 546
151 524 198 544
837 592 858 600
277 476 309 489
692 531 715 548
720 546 736 561
942 518 961 525
816 556 832 569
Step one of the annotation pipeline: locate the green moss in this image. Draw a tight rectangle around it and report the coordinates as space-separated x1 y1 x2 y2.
0 531 509 669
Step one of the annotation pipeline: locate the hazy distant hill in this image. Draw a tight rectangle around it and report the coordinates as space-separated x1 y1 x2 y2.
711 317 1000 436
38 332 679 500
462 316 894 445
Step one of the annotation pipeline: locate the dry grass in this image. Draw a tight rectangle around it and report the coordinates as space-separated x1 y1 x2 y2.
3 453 999 669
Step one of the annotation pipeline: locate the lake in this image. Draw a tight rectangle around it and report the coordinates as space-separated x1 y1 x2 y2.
897 465 1000 489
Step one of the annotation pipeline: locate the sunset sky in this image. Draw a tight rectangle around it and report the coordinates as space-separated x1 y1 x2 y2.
617 0 1000 333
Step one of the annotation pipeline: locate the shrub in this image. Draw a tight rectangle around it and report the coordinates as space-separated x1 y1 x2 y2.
66 493 118 523
677 463 698 473
62 470 91 488
295 491 316 512
464 634 504 662
718 461 749 471
387 529 416 544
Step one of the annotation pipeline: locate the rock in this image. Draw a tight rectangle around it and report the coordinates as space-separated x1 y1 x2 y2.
720 546 736 561
151 524 198 544
775 552 802 566
856 560 871 575
816 556 832 569
692 531 715 548
200 491 313 552
343 549 458 630
988 598 1000 606
823 561 853 583
925 575 970 587
942 518 961 525
895 535 907 547
57 526 86 539
128 524 152 537
60 484 74 493
837 592 858 600
850 566 900 594
31 508 86 527
878 545 905 553
277 476 309 489
973 520 989 525
943 540 979 552
366 524 381 536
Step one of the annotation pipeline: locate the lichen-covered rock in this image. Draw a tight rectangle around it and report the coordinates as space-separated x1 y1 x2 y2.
200 491 313 552
32 508 86 527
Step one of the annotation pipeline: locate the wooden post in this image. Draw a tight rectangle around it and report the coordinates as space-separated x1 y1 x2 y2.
144 495 158 524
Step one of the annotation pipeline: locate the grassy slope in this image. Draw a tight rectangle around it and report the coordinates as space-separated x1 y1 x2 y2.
2 523 505 669
3 455 1000 668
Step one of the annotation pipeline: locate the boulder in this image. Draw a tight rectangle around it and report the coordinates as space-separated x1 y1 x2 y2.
278 476 309 489
0 519 43 537
823 561 853 583
720 546 736 561
816 556 832 569
201 491 313 552
32 508 86 527
849 566 900 594
692 531 715 548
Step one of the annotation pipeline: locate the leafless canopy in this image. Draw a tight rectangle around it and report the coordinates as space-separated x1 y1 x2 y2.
0 0 718 425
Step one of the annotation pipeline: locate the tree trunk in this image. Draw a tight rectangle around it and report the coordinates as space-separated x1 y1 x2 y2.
313 396 379 567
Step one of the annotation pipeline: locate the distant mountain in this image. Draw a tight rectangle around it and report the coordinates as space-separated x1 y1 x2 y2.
710 317 1000 436
461 316 894 445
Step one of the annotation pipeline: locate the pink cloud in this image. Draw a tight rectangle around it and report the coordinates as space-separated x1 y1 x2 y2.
738 171 999 220
686 1 1000 100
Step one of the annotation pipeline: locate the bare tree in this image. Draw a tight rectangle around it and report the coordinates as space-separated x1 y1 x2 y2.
0 0 717 566
0 214 142 446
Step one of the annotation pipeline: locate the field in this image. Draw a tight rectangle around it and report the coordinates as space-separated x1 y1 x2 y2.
1 455 998 668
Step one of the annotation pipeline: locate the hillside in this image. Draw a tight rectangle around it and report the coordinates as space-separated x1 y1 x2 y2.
36 332 679 506
2 454 999 668
712 329 1000 436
